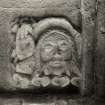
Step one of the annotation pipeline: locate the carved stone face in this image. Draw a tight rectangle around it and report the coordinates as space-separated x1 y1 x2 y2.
39 31 74 75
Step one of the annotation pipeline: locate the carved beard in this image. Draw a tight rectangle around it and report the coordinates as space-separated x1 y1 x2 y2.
41 61 71 77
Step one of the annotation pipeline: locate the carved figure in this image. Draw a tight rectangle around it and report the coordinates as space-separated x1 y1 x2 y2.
33 30 81 87
11 23 35 88
10 18 81 89
31 18 82 88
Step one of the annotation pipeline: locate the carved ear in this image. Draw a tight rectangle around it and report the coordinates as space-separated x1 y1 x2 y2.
33 18 81 59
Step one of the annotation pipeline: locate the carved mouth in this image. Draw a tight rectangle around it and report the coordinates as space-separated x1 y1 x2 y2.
49 61 64 67
53 61 61 65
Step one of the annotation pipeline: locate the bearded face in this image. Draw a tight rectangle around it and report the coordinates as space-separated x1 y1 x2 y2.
39 31 74 76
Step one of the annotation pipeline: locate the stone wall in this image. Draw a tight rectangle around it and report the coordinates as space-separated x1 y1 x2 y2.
0 0 81 91
0 0 105 105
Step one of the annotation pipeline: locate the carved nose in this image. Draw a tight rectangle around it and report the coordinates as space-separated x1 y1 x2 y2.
56 46 62 54
54 53 61 58
53 48 62 60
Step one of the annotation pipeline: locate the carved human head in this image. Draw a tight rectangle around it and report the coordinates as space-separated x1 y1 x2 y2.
40 30 73 67
36 29 78 76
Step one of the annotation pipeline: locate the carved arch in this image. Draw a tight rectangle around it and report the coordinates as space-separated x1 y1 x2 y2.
33 18 81 59
33 18 82 87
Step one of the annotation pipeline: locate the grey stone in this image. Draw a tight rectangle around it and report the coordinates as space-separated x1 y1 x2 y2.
8 16 82 89
95 0 105 97
51 76 70 87
16 24 35 60
1 1 105 105
81 0 96 96
16 56 35 75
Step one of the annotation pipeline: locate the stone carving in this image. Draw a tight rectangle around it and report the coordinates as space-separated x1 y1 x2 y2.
10 17 81 89
16 24 34 61
32 18 81 88
32 30 81 88
11 18 36 89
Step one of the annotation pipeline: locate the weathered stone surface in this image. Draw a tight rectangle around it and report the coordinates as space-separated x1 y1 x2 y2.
0 0 82 90
32 76 50 87
0 95 82 105
16 24 34 60
12 73 31 89
0 98 22 105
71 77 81 88
1 96 105 105
0 9 15 90
35 21 81 89
95 0 105 97
0 0 80 8
16 57 35 75
1 0 105 105
8 17 81 89
0 0 81 28
81 0 96 96
51 76 70 87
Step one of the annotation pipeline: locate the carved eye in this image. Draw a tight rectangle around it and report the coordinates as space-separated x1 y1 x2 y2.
59 41 69 51
43 43 55 52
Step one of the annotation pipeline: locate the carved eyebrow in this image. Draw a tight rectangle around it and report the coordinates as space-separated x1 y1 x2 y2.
42 41 56 46
58 39 70 44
